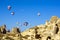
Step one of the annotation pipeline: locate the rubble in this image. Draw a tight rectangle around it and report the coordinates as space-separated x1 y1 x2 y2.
0 16 60 40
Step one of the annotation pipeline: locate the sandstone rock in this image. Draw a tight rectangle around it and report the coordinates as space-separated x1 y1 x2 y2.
0 16 60 40
0 24 6 34
50 16 58 23
11 27 20 34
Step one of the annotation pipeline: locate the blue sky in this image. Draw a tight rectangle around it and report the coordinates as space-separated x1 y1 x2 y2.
0 0 60 32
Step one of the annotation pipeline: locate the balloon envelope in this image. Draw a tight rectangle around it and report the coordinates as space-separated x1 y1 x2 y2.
16 22 19 25
23 22 28 26
11 12 15 15
8 5 11 10
37 12 40 16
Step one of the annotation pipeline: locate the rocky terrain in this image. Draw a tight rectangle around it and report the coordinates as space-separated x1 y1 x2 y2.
0 16 60 40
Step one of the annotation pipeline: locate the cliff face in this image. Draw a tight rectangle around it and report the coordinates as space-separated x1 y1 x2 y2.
0 16 60 40
21 16 60 40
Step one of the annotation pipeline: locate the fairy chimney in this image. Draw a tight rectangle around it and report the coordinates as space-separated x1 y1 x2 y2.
11 27 20 34
1 24 6 34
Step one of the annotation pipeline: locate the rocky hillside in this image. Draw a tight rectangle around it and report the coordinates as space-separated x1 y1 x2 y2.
0 16 60 40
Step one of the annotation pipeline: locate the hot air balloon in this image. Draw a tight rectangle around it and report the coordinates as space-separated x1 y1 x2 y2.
8 5 11 10
37 12 40 16
23 22 28 26
11 12 15 15
16 21 20 25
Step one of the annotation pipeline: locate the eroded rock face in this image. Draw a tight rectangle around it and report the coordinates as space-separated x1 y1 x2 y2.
11 27 20 34
50 16 58 23
0 16 60 40
0 24 7 34
21 16 60 40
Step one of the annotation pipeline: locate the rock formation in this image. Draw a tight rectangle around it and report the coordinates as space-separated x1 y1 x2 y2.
0 16 60 40
21 16 60 40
